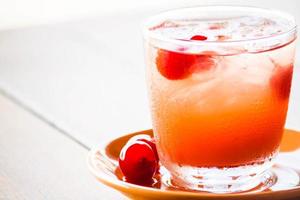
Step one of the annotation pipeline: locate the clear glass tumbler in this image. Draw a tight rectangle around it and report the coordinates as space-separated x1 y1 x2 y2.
143 6 297 193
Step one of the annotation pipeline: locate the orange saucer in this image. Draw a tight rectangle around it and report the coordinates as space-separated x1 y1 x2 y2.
87 129 300 199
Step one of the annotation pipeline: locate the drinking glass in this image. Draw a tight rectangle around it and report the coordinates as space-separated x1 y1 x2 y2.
143 6 297 193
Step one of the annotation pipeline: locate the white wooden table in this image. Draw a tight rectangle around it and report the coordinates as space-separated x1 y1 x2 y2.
0 1 299 199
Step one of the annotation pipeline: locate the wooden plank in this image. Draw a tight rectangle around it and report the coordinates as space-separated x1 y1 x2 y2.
0 13 152 148
0 94 123 200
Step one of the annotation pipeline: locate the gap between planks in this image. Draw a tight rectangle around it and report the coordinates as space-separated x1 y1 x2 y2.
0 85 90 151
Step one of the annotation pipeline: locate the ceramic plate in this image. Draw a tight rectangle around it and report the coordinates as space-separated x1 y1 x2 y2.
88 129 300 200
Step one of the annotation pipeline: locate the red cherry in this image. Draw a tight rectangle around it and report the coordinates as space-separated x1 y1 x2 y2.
119 140 158 183
129 134 159 161
191 55 215 72
156 49 195 80
190 35 207 41
270 65 293 100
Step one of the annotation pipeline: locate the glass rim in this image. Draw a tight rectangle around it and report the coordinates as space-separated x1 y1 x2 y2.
142 5 297 47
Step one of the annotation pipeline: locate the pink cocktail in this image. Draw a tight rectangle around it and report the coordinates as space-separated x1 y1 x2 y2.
143 6 297 193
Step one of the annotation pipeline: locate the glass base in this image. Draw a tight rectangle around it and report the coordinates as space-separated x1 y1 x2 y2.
161 154 277 193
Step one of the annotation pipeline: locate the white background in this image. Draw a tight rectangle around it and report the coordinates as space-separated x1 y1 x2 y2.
0 0 299 30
